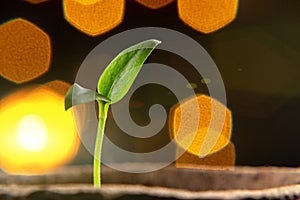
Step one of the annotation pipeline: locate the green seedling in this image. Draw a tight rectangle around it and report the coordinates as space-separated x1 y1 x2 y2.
65 39 161 187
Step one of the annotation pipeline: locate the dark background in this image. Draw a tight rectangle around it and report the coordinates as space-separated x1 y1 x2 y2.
0 0 299 166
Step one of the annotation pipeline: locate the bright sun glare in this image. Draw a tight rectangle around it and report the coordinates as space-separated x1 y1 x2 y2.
0 86 80 174
17 115 48 152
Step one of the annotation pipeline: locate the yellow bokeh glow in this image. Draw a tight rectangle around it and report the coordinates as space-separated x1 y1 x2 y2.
63 0 125 36
17 115 48 152
169 94 232 157
177 0 238 34
0 86 79 174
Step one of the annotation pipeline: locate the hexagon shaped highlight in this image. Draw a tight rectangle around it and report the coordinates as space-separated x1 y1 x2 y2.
178 0 238 33
63 0 125 36
169 94 232 157
0 18 51 83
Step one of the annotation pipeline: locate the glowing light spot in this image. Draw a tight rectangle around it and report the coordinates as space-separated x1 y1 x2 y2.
176 142 235 170
0 18 51 83
24 0 48 4
135 0 174 9
63 0 125 36
177 0 238 33
186 82 198 89
0 86 79 174
201 78 211 84
41 80 88 134
41 80 89 136
169 94 232 157
17 115 48 152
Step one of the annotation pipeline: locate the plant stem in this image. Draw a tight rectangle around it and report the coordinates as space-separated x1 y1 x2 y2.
93 101 109 187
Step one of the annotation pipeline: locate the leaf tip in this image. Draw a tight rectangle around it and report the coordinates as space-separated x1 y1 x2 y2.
155 39 162 44
64 97 71 111
150 39 162 46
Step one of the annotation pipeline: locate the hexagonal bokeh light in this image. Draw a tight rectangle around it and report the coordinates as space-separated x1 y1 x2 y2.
169 95 233 158
176 142 235 170
63 0 125 36
169 94 235 169
24 0 48 4
178 0 238 33
135 0 174 9
62 0 238 36
0 18 51 83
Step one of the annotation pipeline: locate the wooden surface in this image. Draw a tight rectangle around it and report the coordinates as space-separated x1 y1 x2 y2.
0 164 300 199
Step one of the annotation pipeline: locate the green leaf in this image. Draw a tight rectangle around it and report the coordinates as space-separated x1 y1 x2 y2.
64 83 110 111
97 39 161 104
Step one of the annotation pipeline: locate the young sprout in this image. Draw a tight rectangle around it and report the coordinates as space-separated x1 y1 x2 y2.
65 39 161 187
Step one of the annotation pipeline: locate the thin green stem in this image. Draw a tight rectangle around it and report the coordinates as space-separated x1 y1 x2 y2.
93 101 109 187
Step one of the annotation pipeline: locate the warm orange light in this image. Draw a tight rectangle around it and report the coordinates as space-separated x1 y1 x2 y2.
0 86 79 174
41 80 88 134
169 94 232 157
176 142 235 170
135 0 174 9
177 0 238 34
43 80 72 96
0 18 51 83
61 0 238 36
63 0 125 36
24 0 48 4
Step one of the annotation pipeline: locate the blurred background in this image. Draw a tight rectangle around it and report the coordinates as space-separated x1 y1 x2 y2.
0 0 299 173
